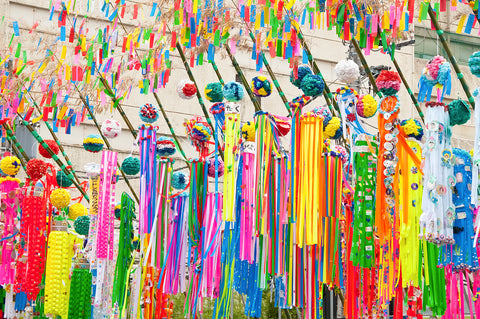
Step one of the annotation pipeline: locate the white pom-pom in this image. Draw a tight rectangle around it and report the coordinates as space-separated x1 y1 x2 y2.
334 60 360 84
101 119 122 138
177 79 197 99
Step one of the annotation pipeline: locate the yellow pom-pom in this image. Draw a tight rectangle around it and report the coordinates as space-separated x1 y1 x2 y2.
324 117 341 139
241 121 255 142
0 156 21 176
68 203 88 220
357 95 378 118
50 189 71 209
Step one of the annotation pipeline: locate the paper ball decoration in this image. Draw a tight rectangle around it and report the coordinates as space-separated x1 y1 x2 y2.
251 76 272 97
74 216 90 236
418 56 452 102
190 122 212 142
38 139 59 158
469 51 480 78
68 203 88 220
400 119 424 140
0 156 21 176
101 119 121 138
223 81 244 102
335 60 360 83
315 107 342 139
177 80 197 99
241 121 255 142
26 159 47 180
376 70 401 96
207 157 225 178
356 94 378 118
205 82 224 102
83 135 104 153
121 157 141 175
139 103 159 123
300 74 325 97
56 171 73 188
172 171 188 190
50 188 71 209
448 99 471 126
156 136 177 157
115 203 122 219
290 65 313 88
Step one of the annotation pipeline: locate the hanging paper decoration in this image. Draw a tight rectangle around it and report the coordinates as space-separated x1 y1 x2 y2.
25 159 47 180
335 86 366 137
0 157 21 176
204 82 224 102
251 76 272 97
224 102 241 221
177 79 197 99
356 94 378 118
185 117 212 158
420 102 455 245
139 103 159 123
101 119 122 138
38 139 59 158
223 81 244 102
121 157 141 175
156 136 177 157
209 102 225 136
448 99 471 126
83 135 105 153
418 56 452 102
335 59 360 83
207 157 224 177
68 266 92 319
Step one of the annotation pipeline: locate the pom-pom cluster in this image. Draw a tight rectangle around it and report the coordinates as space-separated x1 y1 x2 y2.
400 119 424 140
223 81 245 102
50 188 71 209
205 82 224 102
376 70 401 96
290 65 312 88
0 156 21 176
300 74 325 96
251 76 272 97
122 157 141 175
172 171 188 190
83 135 104 153
26 159 47 180
356 94 378 118
39 140 59 158
207 157 225 177
423 56 450 84
334 60 360 83
156 136 177 157
101 119 121 138
448 99 471 126
314 107 342 139
177 80 197 99
139 103 159 123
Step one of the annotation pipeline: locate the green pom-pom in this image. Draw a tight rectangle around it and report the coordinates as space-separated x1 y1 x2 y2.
300 74 325 97
74 215 90 236
290 65 312 88
448 99 471 126
122 157 141 175
204 82 224 102
56 171 73 188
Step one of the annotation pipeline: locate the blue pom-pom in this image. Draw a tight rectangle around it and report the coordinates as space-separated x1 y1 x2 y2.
121 157 141 175
469 52 480 78
172 171 188 190
156 136 177 157
139 103 159 123
251 76 272 97
300 74 325 97
290 65 312 88
437 62 451 86
205 82 224 102
223 81 244 102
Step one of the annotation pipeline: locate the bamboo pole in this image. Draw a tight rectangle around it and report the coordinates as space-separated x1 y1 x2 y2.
2 120 30 162
427 5 475 109
210 61 225 86
10 143 28 172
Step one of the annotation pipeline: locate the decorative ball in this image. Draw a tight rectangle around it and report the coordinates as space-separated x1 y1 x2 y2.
156 136 177 157
177 80 197 99
83 135 104 153
400 119 424 140
190 121 212 142
26 159 47 180
300 74 325 97
469 51 480 78
139 103 159 123
423 56 449 84
122 157 141 175
290 65 312 88
376 70 401 96
172 171 188 190
74 216 90 236
334 60 360 83
38 139 59 158
205 82 224 102
251 76 272 97
223 81 244 102
114 203 121 219
356 94 378 118
56 170 73 187
50 188 71 209
315 107 342 139
449 99 471 126
101 119 121 138
241 121 255 142
0 156 21 176
68 203 88 220
207 158 225 178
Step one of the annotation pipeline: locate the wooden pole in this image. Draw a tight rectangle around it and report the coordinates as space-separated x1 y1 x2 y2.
428 5 475 109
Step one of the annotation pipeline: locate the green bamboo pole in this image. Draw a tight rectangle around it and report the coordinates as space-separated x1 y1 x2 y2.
224 44 262 112
210 61 225 85
10 143 28 172
427 5 475 109
2 120 30 162
20 119 90 202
